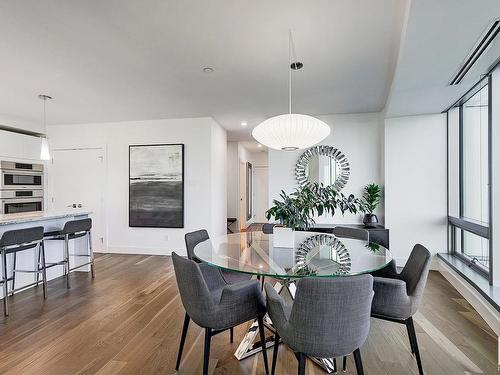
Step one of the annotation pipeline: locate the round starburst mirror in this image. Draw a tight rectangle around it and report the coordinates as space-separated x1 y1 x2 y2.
295 146 350 191
292 234 351 276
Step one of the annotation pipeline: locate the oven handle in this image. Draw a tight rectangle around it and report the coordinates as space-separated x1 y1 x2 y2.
1 198 44 204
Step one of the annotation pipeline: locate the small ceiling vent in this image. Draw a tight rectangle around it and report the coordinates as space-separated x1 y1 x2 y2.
449 19 500 85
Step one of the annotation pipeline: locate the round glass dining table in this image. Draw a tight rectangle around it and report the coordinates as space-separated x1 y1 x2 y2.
194 230 392 373
193 230 392 279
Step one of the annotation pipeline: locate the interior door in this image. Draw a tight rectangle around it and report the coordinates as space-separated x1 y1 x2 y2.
253 166 268 222
50 148 105 251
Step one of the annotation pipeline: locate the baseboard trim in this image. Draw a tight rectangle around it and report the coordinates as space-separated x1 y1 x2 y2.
100 246 185 256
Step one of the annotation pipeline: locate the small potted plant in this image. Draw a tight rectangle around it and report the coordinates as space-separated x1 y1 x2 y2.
361 183 382 228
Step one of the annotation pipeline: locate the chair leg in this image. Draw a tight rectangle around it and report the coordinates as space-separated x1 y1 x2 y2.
34 247 40 288
333 357 337 373
271 333 280 375
353 348 364 375
175 313 190 370
230 327 234 343
203 328 212 375
11 252 17 294
64 235 70 289
297 352 306 375
258 316 269 375
407 317 424 375
40 242 48 299
2 250 8 316
343 355 347 372
406 319 415 354
88 230 95 278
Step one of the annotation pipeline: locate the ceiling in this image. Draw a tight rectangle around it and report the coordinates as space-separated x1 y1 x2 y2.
386 0 500 117
2 1 499 139
0 0 405 139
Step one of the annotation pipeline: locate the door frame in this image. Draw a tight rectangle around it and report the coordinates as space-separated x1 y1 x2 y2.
49 146 107 252
239 161 247 231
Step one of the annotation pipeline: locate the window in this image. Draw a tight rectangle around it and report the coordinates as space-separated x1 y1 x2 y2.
447 77 491 277
461 84 489 225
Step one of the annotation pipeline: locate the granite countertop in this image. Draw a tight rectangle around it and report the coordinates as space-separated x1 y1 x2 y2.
0 210 92 226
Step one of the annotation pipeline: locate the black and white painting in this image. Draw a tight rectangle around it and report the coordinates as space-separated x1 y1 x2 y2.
129 144 184 228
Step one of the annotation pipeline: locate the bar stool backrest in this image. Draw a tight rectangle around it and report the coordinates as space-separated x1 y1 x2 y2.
0 226 44 253
62 218 92 238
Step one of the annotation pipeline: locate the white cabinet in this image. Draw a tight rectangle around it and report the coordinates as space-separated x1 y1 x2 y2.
0 130 41 161
22 134 42 160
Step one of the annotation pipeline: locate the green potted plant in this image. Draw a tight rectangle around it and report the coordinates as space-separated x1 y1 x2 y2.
266 183 362 231
361 183 382 228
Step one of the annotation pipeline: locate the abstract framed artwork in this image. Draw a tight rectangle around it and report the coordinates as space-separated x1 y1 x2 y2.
129 144 184 228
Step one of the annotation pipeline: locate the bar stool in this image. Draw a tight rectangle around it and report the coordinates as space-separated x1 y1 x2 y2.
0 226 47 316
44 218 94 288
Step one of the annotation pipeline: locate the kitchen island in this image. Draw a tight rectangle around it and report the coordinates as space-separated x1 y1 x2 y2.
0 210 92 298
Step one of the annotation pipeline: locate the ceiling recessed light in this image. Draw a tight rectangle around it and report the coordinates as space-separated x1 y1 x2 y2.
257 144 262 148
202 67 214 73
241 121 247 127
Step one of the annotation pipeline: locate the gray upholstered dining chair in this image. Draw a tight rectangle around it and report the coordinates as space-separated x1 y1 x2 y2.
332 226 369 241
371 244 431 375
184 229 254 342
172 253 269 375
185 229 252 284
184 229 209 262
265 275 374 375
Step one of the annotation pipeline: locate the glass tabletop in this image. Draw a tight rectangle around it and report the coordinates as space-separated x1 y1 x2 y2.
194 231 392 278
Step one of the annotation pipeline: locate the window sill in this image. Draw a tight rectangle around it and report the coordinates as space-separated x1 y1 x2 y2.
437 253 500 313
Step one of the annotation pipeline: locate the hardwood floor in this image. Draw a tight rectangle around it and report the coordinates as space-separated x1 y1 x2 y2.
0 253 496 375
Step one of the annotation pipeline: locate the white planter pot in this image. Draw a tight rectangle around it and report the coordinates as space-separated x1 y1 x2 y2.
273 227 295 248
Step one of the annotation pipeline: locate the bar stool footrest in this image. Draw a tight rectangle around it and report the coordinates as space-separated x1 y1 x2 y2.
69 261 93 272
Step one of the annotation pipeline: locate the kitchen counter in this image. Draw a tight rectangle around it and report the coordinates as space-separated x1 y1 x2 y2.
0 210 93 298
0 209 92 226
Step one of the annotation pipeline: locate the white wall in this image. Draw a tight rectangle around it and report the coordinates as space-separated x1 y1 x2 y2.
268 113 384 224
385 114 447 265
210 122 227 237
47 117 226 256
248 150 268 167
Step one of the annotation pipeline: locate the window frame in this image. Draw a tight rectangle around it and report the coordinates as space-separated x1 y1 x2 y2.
447 75 492 283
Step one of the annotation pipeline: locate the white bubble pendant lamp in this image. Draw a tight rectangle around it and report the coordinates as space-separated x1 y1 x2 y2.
252 32 330 151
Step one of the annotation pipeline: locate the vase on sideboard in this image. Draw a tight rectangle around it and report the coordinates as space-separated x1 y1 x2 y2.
363 213 378 228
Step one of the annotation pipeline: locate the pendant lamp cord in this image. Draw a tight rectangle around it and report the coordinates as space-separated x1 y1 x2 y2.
43 97 46 134
289 31 292 115
288 30 299 115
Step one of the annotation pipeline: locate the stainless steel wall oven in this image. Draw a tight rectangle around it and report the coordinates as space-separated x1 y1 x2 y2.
0 161 44 214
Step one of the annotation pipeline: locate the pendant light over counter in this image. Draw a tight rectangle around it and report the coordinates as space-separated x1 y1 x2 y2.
252 31 330 151
38 94 52 161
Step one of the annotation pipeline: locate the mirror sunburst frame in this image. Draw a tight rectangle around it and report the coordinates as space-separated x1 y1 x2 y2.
295 145 350 191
